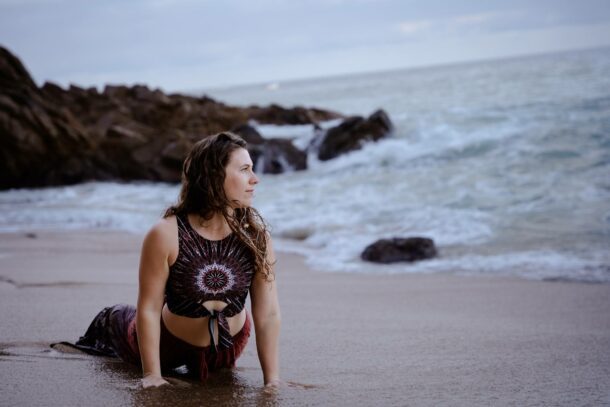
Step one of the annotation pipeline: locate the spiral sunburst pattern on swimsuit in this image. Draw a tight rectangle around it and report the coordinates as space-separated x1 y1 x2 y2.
165 213 255 321
196 263 236 295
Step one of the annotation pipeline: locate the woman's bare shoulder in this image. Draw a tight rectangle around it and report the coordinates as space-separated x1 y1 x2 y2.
143 215 179 249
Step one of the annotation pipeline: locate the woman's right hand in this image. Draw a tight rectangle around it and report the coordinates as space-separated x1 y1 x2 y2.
141 374 169 388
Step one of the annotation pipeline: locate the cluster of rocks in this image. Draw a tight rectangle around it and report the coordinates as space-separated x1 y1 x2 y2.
0 46 394 189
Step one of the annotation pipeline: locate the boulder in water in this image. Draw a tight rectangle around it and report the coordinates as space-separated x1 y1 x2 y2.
361 237 437 263
314 109 393 161
232 123 307 174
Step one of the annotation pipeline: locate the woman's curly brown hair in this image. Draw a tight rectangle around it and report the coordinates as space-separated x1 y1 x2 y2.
164 132 274 281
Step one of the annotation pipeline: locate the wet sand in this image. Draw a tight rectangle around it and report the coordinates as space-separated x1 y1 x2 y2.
1 230 609 406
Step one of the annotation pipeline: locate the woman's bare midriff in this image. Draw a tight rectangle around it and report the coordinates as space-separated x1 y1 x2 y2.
161 301 247 348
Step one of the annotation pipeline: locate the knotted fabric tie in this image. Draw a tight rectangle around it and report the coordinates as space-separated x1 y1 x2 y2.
207 309 233 353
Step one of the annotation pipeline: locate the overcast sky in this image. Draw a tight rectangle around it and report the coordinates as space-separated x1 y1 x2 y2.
2 0 610 92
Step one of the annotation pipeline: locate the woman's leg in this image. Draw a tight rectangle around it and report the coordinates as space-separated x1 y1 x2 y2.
70 304 140 364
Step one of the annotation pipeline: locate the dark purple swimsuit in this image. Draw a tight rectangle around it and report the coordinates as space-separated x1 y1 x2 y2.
166 213 256 352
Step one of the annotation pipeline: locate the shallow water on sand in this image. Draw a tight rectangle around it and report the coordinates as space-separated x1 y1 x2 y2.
0 342 325 406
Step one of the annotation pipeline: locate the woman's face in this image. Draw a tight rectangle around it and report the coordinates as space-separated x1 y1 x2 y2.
223 147 259 208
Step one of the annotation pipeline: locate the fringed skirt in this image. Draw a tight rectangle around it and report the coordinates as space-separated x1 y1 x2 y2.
59 304 251 382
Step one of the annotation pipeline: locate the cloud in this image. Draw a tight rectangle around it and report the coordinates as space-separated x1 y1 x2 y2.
396 13 498 38
452 12 498 25
397 11 522 39
398 20 432 35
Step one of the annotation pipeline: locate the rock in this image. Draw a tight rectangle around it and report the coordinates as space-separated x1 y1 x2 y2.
314 109 393 161
0 45 37 90
246 104 342 125
106 125 146 143
231 123 265 145
368 109 393 132
361 237 437 263
231 124 308 174
161 136 193 169
0 46 102 189
253 139 307 174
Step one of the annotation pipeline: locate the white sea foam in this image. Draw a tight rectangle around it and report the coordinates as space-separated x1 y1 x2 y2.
254 118 342 151
0 182 178 233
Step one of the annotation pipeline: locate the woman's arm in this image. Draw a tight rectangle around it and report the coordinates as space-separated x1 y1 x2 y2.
136 219 174 388
250 234 281 386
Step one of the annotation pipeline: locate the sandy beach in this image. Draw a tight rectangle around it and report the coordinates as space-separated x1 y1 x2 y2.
1 230 609 406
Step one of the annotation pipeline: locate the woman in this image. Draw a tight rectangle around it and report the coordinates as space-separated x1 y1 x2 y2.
63 132 281 389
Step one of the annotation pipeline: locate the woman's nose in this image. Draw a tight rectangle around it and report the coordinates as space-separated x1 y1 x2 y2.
250 173 259 184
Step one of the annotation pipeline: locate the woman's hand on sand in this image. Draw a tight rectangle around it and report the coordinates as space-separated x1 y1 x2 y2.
141 374 169 389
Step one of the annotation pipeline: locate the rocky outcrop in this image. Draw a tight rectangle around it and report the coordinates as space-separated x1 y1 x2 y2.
313 109 393 161
361 237 437 263
37 83 339 183
1 46 396 190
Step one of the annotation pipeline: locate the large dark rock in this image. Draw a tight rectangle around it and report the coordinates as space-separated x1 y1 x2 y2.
314 109 393 161
0 47 105 189
361 237 437 264
231 123 265 145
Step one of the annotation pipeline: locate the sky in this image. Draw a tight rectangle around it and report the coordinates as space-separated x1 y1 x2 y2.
1 0 610 92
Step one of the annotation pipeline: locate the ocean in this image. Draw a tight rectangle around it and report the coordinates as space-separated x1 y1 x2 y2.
2 47 609 282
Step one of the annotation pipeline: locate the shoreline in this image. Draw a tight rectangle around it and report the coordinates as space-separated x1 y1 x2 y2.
2 228 607 286
1 229 609 405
